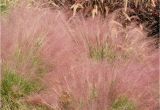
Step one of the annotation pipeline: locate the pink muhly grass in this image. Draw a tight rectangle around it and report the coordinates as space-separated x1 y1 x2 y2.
1 6 56 77
1 6 159 110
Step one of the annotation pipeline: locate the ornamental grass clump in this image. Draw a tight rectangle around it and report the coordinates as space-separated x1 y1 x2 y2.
1 5 159 110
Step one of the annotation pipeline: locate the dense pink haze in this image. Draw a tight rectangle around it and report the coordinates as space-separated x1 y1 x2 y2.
1 6 159 110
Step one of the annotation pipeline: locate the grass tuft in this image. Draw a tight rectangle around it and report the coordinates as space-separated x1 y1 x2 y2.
1 68 42 110
0 0 19 14
111 96 136 110
58 91 76 110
